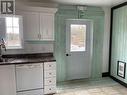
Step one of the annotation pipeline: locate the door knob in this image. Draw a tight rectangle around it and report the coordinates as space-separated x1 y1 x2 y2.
66 54 71 56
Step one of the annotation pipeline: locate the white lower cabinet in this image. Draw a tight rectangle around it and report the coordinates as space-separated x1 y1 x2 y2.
16 63 43 91
44 85 56 94
44 70 56 78
17 89 43 95
0 61 56 95
0 65 16 95
44 77 56 86
44 62 56 94
44 62 56 70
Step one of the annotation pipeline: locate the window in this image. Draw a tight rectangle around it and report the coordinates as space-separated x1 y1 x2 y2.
5 16 23 49
70 24 86 52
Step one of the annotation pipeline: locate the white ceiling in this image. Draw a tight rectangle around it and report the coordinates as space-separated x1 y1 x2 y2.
52 0 126 6
19 0 126 7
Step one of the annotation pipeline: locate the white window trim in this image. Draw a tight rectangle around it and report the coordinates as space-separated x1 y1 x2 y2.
5 15 24 50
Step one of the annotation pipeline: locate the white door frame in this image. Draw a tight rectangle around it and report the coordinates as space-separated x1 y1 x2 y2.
66 19 93 80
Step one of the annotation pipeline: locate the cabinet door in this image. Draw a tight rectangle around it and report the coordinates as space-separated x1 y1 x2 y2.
16 63 43 91
40 13 54 40
17 11 40 40
0 65 16 95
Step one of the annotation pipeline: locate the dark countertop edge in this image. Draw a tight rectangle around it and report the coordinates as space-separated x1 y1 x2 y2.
0 53 56 65
0 60 56 65
2 53 54 58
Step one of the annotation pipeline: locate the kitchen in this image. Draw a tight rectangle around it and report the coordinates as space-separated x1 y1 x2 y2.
0 0 127 95
0 1 57 95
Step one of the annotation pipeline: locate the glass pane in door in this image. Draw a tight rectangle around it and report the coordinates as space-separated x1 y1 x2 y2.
70 24 86 52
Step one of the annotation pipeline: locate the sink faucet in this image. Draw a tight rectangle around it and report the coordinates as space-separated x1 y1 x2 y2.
0 39 6 61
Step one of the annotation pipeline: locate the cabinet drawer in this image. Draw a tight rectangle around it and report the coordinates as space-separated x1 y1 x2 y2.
44 77 56 86
44 70 56 78
44 85 56 94
44 62 56 70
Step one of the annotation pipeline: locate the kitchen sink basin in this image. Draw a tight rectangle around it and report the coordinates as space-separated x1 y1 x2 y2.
0 58 14 63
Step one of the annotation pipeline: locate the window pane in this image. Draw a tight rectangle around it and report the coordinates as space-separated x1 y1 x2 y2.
13 17 19 27
6 32 13 45
6 17 13 26
5 17 22 49
6 31 21 47
6 27 13 33
70 24 86 52
6 17 19 27
13 28 19 34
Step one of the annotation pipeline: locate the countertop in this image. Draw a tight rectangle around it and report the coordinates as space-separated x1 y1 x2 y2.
0 53 56 65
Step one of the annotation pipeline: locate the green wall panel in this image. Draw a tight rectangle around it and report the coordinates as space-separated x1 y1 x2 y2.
55 5 104 82
80 7 104 78
54 6 78 82
111 5 127 83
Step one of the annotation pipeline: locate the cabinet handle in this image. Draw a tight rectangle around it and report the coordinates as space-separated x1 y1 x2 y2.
38 34 42 40
49 80 52 83
46 29 48 35
40 34 41 39
49 73 52 75
38 34 40 39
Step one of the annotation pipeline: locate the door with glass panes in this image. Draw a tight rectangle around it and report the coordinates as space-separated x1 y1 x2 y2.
66 19 93 80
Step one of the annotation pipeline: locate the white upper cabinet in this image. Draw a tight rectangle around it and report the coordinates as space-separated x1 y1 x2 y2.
17 11 40 41
16 6 57 41
40 13 54 40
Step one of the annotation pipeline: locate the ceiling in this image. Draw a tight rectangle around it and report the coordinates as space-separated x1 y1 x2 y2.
25 0 126 7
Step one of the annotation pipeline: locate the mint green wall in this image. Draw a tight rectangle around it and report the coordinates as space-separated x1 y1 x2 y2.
54 5 78 82
79 7 104 78
111 6 127 83
55 5 104 82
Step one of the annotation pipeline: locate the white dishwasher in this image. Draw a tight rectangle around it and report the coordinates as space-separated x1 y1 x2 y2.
16 63 44 95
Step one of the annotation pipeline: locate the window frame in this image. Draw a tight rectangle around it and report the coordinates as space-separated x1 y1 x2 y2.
4 15 24 50
70 24 86 52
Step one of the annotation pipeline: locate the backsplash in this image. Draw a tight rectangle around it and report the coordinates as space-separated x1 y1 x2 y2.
4 42 53 54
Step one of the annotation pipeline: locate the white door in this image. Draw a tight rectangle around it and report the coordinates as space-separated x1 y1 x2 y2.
66 19 93 80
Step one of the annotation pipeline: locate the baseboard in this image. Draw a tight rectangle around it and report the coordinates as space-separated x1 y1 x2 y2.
110 75 127 87
102 72 110 77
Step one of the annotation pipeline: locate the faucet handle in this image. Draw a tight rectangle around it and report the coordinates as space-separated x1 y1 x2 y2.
1 39 5 44
1 39 6 51
2 45 6 51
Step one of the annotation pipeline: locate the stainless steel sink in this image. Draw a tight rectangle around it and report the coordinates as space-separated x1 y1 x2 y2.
0 58 14 63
